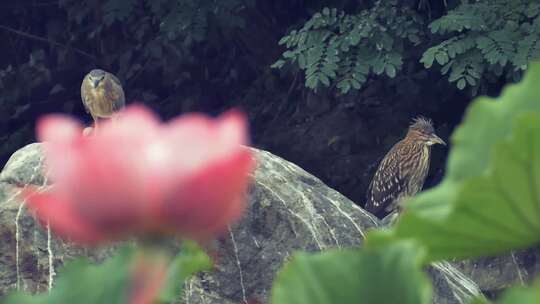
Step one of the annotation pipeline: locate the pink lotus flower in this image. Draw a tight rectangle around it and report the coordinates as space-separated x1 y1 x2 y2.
25 104 255 245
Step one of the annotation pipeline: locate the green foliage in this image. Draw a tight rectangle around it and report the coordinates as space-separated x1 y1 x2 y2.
2 241 212 304
495 280 540 303
271 240 431 304
421 0 540 91
469 280 540 304
272 1 423 94
2 246 133 304
274 0 540 95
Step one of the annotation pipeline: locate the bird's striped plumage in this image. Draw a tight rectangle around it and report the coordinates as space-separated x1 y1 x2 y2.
365 117 444 217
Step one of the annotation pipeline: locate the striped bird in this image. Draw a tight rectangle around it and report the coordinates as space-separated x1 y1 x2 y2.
365 117 445 221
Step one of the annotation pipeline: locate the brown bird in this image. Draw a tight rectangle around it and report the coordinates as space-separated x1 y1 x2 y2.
81 69 125 130
365 117 445 223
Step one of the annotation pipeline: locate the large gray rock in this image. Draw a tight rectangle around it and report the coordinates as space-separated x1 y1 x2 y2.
0 143 481 303
454 247 540 298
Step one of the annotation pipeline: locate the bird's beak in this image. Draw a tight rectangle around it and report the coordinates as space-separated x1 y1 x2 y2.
430 134 446 146
92 78 102 88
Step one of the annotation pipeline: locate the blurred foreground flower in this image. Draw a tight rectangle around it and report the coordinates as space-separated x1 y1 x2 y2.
25 104 255 245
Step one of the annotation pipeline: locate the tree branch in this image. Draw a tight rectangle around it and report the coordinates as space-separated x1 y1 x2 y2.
0 25 96 61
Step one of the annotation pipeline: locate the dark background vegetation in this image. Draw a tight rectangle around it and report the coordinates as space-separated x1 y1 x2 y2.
1 0 538 212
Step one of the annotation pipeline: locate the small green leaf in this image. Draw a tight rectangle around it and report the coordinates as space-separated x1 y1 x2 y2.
283 50 296 59
456 78 467 90
322 7 330 16
337 80 351 94
372 61 385 75
321 64 337 78
271 241 431 304
350 78 362 89
465 75 476 86
468 69 481 79
385 65 396 78
278 35 290 45
318 73 330 86
435 52 449 65
420 48 436 68
305 74 319 89
271 59 286 69
298 53 307 69
448 69 463 82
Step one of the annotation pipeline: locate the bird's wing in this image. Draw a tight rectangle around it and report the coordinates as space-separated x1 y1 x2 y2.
105 73 125 111
365 145 407 215
80 75 91 114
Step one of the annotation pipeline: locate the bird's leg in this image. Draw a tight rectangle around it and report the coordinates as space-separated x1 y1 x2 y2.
381 198 405 226
91 113 99 135
111 113 121 123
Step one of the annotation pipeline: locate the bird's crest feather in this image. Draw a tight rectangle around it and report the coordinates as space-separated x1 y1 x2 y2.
409 116 434 134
